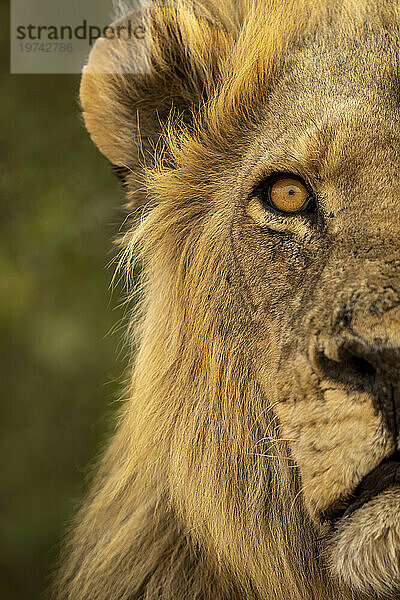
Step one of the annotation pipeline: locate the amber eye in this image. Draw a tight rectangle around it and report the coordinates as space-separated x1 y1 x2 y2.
260 176 314 214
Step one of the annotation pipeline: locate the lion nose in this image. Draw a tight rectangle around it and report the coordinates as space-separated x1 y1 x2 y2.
315 330 400 444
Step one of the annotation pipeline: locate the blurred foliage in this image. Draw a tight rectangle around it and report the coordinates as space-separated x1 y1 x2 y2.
1 4 127 598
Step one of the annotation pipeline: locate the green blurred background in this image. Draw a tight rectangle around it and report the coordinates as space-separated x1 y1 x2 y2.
1 3 127 598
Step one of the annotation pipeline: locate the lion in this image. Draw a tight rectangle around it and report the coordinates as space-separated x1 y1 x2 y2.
53 1 400 599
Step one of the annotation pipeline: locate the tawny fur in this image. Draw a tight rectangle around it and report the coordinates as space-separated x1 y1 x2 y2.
327 487 400 597
53 1 400 599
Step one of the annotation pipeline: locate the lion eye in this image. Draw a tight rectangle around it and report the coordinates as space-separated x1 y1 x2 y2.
257 175 315 215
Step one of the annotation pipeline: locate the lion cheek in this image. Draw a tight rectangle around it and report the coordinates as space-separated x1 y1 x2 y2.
273 389 391 521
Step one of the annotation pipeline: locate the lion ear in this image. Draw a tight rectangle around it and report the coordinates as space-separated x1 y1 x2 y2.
80 5 230 171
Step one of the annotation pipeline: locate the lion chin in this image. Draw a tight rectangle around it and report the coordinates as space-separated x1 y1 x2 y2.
326 484 400 598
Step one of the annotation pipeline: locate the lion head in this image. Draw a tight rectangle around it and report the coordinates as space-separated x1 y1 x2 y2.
55 2 400 599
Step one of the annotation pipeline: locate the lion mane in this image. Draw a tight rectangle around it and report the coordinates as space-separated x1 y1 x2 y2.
53 1 400 599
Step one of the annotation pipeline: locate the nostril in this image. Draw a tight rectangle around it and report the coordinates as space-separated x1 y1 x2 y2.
315 349 377 390
346 355 376 378
314 339 399 440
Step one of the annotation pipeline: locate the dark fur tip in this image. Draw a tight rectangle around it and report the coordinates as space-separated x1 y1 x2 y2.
111 164 130 188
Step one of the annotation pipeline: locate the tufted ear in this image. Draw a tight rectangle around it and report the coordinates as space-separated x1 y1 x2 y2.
80 3 233 178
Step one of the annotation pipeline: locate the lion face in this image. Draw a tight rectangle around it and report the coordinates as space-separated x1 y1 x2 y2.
71 3 400 600
230 25 400 598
